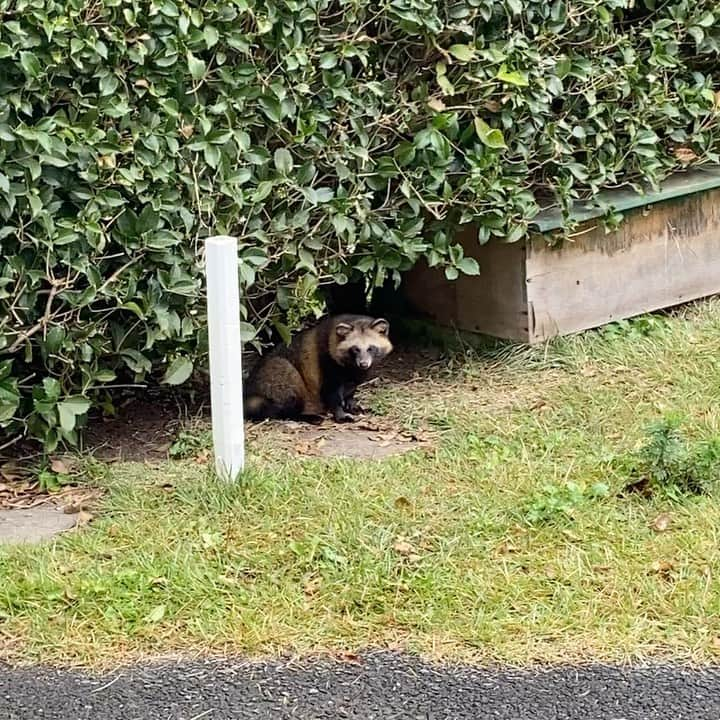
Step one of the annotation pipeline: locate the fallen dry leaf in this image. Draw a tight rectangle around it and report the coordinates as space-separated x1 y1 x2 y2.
194 449 210 465
673 146 697 165
650 559 675 579
544 564 558 580
51 456 79 475
0 461 24 482
394 496 412 510
303 576 321 597
355 422 382 432
76 510 94 527
96 154 116 169
337 651 362 665
427 97 446 112
495 540 517 556
293 441 316 456
650 513 672 533
393 538 416 556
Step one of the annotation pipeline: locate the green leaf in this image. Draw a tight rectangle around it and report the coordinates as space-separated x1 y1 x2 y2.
697 11 715 27
20 51 41 78
474 118 507 149
496 64 529 87
457 257 480 275
162 356 193 385
145 604 166 623
204 25 219 48
58 397 91 433
319 53 338 69
43 378 62 401
137 205 160 233
273 148 294 175
448 44 476 62
187 51 206 80
239 322 257 342
252 181 274 202
258 95 282 123
0 380 20 423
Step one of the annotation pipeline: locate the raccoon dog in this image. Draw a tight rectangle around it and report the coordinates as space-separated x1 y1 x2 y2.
244 315 393 422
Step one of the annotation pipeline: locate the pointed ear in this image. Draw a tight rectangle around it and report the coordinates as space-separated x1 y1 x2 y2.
371 318 389 335
335 322 353 339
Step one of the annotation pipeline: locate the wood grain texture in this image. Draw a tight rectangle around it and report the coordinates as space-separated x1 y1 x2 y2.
402 189 720 344
403 226 529 342
526 189 720 342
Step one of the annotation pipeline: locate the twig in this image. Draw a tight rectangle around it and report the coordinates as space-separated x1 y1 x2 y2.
90 673 124 694
96 256 141 295
188 711 213 720
0 435 22 452
7 281 64 353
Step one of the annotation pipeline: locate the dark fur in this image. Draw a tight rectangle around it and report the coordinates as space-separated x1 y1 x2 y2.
244 315 392 423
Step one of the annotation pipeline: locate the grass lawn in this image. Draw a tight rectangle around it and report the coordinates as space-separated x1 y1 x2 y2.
3 301 720 668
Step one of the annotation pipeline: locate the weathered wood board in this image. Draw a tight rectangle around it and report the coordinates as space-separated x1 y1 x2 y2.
402 173 720 344
526 189 720 342
403 227 530 342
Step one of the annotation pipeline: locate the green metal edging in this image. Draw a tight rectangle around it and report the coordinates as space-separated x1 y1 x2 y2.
530 165 720 233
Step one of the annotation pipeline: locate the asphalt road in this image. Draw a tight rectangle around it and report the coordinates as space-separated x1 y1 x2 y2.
2 652 719 720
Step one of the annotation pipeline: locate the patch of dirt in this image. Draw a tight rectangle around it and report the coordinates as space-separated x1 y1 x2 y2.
83 387 208 462
81 348 442 463
247 418 434 460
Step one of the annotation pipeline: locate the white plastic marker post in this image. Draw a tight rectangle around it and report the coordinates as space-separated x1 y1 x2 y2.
205 235 244 480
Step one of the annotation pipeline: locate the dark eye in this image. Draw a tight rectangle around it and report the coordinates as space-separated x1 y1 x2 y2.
368 345 378 355
351 345 360 354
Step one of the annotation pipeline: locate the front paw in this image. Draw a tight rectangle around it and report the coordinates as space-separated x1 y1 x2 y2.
333 408 356 423
344 398 364 414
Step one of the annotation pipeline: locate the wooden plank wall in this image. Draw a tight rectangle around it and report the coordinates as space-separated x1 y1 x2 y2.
402 225 529 342
526 189 720 342
402 189 720 344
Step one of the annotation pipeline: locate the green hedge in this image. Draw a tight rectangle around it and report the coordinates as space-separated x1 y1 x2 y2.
1 0 719 453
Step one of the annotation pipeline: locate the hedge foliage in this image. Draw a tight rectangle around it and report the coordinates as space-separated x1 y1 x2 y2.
1 0 719 453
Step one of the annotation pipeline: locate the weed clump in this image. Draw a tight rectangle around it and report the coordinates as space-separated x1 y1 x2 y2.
523 481 610 526
624 416 720 498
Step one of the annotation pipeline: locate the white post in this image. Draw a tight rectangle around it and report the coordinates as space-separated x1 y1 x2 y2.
205 235 244 480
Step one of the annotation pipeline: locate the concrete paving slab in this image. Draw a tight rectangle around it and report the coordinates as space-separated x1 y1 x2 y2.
0 505 78 545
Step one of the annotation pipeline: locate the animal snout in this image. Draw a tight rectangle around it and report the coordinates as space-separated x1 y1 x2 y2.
358 358 372 370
